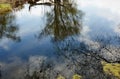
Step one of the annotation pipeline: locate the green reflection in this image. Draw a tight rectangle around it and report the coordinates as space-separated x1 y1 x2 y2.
0 3 12 14
0 12 20 42
38 0 83 41
0 0 25 12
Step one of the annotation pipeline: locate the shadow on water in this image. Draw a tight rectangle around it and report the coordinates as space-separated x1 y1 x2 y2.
0 0 120 79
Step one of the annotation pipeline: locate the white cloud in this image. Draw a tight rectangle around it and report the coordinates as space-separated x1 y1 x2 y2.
77 0 120 22
81 25 90 36
14 4 52 37
114 24 120 34
78 0 120 12
0 38 10 50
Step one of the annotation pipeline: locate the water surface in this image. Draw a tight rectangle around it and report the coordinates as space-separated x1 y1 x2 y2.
0 0 120 79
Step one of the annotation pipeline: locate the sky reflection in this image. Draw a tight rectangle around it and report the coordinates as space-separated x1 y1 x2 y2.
0 0 120 79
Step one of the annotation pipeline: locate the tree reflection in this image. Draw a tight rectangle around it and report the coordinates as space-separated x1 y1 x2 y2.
24 1 115 79
21 38 119 79
22 1 115 79
0 12 20 42
53 38 105 78
37 0 83 41
0 1 119 79
53 35 120 78
11 0 25 11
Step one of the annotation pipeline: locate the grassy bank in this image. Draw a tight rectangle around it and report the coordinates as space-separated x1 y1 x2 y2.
0 3 12 14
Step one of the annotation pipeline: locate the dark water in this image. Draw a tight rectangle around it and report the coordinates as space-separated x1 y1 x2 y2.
0 0 120 79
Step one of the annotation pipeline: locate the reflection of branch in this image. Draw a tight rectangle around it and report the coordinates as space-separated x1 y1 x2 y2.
32 2 53 6
29 2 53 10
97 43 120 63
90 49 120 63
98 53 120 63
59 6 66 28
29 1 72 10
0 13 20 42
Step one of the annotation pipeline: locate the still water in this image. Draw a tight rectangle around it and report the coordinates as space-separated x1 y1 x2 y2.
0 0 120 79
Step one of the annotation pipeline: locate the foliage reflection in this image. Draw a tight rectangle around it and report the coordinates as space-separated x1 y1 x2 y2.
0 12 20 42
36 0 84 41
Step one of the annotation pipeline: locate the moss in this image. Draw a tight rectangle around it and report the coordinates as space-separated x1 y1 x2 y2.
57 75 65 79
57 74 82 79
0 3 12 14
101 61 120 79
72 74 82 79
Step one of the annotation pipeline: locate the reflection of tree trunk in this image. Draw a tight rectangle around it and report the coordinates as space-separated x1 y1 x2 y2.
54 4 59 40
54 0 61 3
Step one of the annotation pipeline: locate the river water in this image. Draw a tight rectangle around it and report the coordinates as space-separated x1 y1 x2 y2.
0 0 120 79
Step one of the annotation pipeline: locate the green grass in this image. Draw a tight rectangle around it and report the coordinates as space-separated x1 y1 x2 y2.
0 3 12 14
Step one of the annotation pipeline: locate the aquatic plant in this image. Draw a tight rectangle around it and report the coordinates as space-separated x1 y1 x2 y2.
57 74 82 79
102 61 120 79
57 75 65 79
72 74 82 79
